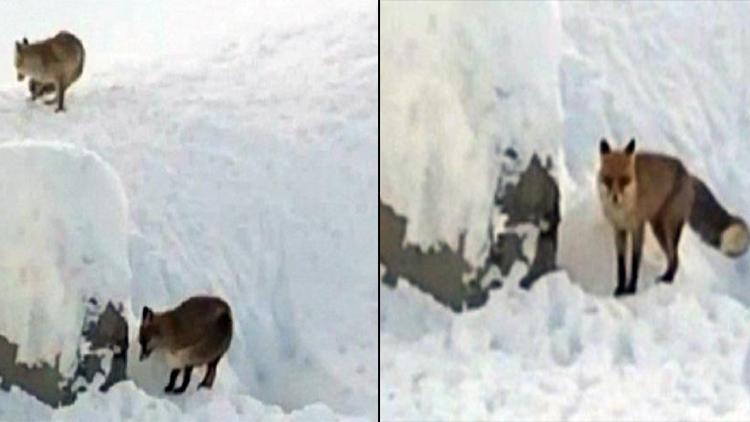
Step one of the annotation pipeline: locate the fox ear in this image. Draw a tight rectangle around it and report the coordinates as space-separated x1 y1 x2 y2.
600 138 610 155
22 37 28 45
142 306 153 323
15 41 20 52
625 138 636 155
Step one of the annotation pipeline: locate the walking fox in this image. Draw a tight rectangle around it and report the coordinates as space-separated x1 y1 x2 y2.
598 138 749 297
14 31 85 112
139 296 233 393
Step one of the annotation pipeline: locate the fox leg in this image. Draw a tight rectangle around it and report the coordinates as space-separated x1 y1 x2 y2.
44 80 66 112
660 219 684 282
198 356 221 389
29 80 38 100
613 229 629 297
172 365 193 394
628 223 645 293
44 82 59 106
652 218 683 282
56 82 67 112
164 368 180 393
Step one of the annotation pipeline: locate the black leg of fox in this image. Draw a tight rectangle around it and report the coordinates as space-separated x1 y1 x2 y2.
28 80 38 100
173 365 193 394
613 230 628 296
198 356 221 389
660 220 684 282
165 369 180 393
56 83 66 113
628 224 644 293
652 217 683 283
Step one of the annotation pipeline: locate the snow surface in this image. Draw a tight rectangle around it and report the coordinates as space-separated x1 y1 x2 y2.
0 0 376 420
381 1 750 420
0 142 129 372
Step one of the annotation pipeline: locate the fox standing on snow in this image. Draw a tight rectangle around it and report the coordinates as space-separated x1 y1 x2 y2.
139 296 233 394
14 31 85 112
598 138 749 297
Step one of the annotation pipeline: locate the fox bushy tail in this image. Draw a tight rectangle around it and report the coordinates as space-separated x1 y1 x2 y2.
689 177 749 257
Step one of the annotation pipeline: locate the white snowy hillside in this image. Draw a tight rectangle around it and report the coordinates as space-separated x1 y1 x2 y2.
381 1 750 420
0 0 376 420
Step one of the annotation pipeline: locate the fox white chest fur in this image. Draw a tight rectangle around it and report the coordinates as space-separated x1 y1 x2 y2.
598 183 638 229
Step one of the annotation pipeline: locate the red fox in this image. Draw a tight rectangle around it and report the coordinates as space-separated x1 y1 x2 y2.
598 138 749 296
14 31 85 112
139 296 233 393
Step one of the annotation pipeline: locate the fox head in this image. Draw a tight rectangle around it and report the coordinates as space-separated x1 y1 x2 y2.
598 138 637 209
139 306 163 361
14 37 29 81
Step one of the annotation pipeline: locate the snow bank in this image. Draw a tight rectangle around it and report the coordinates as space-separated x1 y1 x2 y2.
380 1 563 266
0 141 129 372
382 273 750 420
0 381 366 421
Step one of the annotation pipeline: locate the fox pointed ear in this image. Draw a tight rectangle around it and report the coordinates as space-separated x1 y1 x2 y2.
15 41 20 52
142 306 153 322
625 138 636 155
22 37 28 45
600 138 610 155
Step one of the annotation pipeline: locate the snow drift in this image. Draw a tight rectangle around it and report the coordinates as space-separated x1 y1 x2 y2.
0 141 129 369
0 142 130 406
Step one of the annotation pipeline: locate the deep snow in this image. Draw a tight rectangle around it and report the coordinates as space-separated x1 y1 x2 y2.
381 1 750 420
0 0 376 420
0 142 130 373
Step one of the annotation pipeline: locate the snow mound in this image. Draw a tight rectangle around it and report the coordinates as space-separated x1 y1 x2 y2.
380 1 563 266
0 381 367 421
0 141 129 372
382 273 750 420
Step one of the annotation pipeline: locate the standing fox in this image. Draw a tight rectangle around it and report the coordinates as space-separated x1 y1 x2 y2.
139 296 233 393
14 31 85 112
598 138 749 297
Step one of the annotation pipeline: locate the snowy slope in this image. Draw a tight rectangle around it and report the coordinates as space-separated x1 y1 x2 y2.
0 0 376 420
381 2 750 420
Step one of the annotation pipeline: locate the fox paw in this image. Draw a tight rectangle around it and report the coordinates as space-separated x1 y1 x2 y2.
657 275 674 284
614 286 635 297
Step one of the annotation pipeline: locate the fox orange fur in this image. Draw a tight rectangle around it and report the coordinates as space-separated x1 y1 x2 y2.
598 138 748 296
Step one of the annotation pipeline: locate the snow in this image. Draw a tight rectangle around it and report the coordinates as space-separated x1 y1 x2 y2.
380 1 564 266
0 0 376 420
381 1 750 420
0 381 366 421
0 141 129 372
382 273 750 420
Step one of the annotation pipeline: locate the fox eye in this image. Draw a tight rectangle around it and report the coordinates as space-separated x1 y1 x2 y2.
602 176 613 187
620 177 631 186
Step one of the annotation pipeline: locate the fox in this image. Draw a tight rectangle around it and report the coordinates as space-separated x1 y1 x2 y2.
139 296 233 394
598 138 749 297
14 31 85 112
